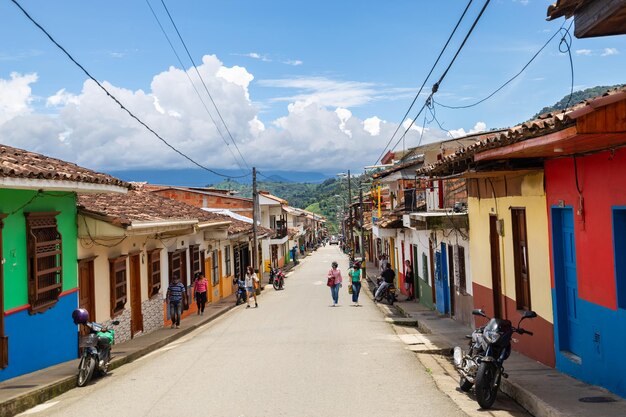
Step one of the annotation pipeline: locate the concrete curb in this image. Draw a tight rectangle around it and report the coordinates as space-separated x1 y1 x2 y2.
0 300 238 417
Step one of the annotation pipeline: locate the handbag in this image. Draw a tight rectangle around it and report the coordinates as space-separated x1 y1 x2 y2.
326 277 334 287
348 284 353 294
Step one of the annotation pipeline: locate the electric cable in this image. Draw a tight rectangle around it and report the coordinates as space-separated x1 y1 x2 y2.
159 0 249 169
435 18 572 110
145 0 247 171
374 0 475 165
389 0 491 154
10 0 249 180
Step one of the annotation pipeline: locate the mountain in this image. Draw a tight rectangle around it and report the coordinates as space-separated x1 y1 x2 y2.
532 84 624 118
108 169 331 186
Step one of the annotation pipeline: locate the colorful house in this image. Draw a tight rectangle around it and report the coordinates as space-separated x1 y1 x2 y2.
422 86 626 397
0 144 128 381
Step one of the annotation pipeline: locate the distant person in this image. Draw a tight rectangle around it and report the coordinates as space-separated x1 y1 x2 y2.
327 261 343 306
193 272 209 315
375 263 395 301
404 260 415 301
166 274 187 329
348 261 362 306
245 266 259 308
379 254 388 275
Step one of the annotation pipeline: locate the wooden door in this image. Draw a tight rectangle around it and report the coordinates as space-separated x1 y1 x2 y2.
129 254 143 337
448 244 455 316
489 215 504 318
78 259 95 316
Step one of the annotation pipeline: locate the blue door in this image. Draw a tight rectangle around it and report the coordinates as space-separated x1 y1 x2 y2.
552 208 582 357
435 243 450 314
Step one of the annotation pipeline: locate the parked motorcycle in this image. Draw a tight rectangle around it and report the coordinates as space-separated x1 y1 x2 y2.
234 278 247 306
72 308 119 387
272 268 285 290
453 309 537 409
373 278 396 305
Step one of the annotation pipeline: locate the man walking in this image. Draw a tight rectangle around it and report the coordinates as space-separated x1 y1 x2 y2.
166 273 187 329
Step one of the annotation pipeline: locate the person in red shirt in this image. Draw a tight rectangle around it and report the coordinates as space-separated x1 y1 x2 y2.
193 272 209 315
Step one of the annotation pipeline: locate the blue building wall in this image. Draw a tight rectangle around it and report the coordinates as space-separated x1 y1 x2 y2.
0 292 78 381
552 290 626 398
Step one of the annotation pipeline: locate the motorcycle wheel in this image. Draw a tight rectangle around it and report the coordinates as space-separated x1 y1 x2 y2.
475 362 498 409
77 355 96 387
387 292 395 305
273 280 280 290
459 376 473 392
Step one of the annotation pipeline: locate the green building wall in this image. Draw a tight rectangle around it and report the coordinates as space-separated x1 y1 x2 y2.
0 189 78 310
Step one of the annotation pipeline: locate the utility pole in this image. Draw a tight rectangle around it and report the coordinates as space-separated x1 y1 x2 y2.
347 169 353 259
252 167 258 277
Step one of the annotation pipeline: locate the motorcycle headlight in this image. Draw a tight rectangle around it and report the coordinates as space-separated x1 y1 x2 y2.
483 329 501 344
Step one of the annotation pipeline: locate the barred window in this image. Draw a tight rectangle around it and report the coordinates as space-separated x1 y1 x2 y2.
211 250 219 286
25 212 63 314
190 244 205 278
109 256 128 316
169 249 187 285
224 245 231 276
147 249 162 297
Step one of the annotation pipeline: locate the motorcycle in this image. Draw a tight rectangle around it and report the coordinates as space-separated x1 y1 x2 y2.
453 309 537 409
272 268 285 290
77 319 119 387
234 278 247 306
373 277 396 305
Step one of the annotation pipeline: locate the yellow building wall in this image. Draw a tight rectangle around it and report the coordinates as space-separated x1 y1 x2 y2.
468 172 553 323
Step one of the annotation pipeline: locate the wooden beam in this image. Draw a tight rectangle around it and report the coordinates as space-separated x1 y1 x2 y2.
574 0 626 38
474 127 578 161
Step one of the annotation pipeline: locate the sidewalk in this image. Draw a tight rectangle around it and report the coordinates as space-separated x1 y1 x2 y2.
364 261 626 417
0 294 243 417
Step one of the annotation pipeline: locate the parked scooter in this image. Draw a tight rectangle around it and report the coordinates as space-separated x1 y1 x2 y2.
272 268 285 290
72 308 119 387
234 278 247 306
373 277 396 305
453 309 537 409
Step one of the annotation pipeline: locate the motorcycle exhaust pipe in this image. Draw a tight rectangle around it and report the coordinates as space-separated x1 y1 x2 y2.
453 346 463 368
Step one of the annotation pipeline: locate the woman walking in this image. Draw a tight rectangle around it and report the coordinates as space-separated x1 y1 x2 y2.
327 261 343 306
348 261 362 306
245 266 259 308
193 272 209 315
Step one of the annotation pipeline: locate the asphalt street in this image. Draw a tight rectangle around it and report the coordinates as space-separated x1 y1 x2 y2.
18 246 467 417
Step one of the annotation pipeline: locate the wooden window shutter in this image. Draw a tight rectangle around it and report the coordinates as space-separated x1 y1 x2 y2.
457 246 467 294
147 249 162 298
109 256 128 316
25 212 63 314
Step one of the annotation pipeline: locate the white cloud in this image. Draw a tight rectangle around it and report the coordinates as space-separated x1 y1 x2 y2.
448 121 487 138
575 49 592 56
0 56 462 173
601 48 619 56
283 59 303 66
0 72 37 124
363 116 383 136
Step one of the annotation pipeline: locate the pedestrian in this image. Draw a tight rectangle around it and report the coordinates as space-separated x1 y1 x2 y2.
244 265 259 308
404 260 415 301
327 261 343 306
348 260 362 306
166 273 187 329
375 263 395 301
193 272 209 315
379 254 388 275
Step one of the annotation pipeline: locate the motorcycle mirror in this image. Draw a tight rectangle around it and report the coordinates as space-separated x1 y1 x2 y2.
522 311 537 319
112 320 120 325
471 309 487 317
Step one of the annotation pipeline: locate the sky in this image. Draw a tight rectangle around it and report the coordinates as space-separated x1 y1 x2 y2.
0 0 625 177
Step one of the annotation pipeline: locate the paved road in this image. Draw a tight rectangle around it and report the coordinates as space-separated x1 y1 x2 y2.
19 246 466 417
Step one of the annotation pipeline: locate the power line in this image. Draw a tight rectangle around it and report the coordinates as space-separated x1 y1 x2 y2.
374 0 475 165
435 19 571 110
159 0 249 169
388 0 491 155
10 0 249 180
145 0 247 171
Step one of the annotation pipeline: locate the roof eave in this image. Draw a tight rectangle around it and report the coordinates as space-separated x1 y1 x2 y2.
0 177 128 194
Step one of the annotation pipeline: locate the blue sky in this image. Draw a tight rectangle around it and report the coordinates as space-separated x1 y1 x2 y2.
0 0 624 175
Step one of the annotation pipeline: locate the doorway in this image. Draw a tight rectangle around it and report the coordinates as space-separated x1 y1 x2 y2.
489 215 503 317
129 254 143 337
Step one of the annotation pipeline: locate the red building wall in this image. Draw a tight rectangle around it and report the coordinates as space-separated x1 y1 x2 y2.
545 149 626 309
153 189 253 219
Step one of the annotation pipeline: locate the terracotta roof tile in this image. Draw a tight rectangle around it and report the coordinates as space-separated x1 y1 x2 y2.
78 185 228 227
1 144 129 188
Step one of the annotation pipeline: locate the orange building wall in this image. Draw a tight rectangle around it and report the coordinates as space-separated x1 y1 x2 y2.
153 189 253 218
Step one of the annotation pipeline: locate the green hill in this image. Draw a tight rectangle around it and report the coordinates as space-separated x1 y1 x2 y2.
533 84 624 118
